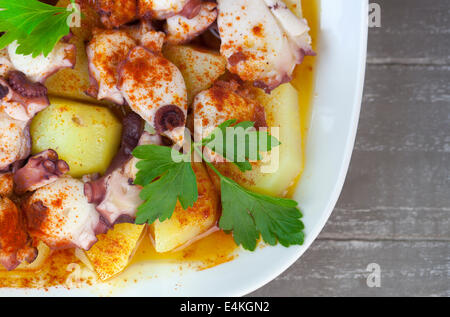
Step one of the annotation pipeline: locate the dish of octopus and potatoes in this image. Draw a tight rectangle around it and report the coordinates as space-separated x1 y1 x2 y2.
0 0 317 288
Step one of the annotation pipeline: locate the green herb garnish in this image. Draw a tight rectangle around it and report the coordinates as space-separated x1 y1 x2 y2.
0 0 80 57
133 145 198 225
202 119 280 172
133 121 304 251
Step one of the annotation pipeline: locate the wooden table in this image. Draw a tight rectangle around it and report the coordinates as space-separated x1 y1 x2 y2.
250 0 450 297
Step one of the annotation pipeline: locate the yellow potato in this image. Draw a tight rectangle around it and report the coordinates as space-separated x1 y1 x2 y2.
30 98 122 178
85 224 146 281
212 83 303 197
150 161 220 253
163 45 227 104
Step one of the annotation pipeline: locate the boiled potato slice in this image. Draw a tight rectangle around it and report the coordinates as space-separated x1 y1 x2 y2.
163 45 227 104
150 161 220 253
213 83 303 197
85 224 146 281
30 98 122 178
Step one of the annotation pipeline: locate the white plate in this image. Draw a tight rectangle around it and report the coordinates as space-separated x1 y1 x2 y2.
2 0 368 297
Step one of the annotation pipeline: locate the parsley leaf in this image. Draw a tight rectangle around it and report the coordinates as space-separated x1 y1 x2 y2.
132 119 304 252
218 174 304 251
133 145 198 225
203 119 280 172
0 0 78 57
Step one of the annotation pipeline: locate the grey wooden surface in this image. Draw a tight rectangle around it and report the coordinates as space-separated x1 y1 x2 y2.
249 0 450 297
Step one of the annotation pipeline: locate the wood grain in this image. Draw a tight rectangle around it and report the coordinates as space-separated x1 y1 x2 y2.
250 0 450 297
250 241 450 297
367 0 450 65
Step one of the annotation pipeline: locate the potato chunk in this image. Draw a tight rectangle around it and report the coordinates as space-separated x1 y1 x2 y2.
150 161 220 253
30 98 122 178
163 45 227 104
212 83 303 197
85 224 146 281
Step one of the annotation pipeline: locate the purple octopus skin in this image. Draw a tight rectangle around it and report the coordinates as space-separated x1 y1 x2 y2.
0 72 50 121
13 149 70 195
84 112 144 210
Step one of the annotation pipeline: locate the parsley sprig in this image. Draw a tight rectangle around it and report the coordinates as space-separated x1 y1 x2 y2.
0 0 79 57
133 120 304 251
202 119 280 172
133 145 197 225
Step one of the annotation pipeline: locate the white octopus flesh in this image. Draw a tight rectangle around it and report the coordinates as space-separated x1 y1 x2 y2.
217 0 314 92
93 132 162 224
165 2 218 44
118 46 188 144
193 80 266 162
23 177 107 251
139 0 202 20
7 41 76 83
86 28 137 105
0 111 30 171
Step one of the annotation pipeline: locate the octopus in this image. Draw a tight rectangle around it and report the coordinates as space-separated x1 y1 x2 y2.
118 46 188 144
86 28 137 104
86 25 166 105
84 112 144 206
0 49 13 78
217 0 314 92
23 177 107 251
95 0 138 29
139 0 202 20
0 197 38 271
13 150 70 195
89 132 162 225
165 2 218 44
84 113 162 225
7 41 76 83
0 70 51 171
124 21 166 53
193 80 266 162
0 173 13 198
0 71 50 122
0 111 30 172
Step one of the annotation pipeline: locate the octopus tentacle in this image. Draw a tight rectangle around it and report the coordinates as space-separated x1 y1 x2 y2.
178 0 203 19
13 149 70 195
217 0 314 92
154 105 186 134
24 177 102 251
95 132 163 225
0 74 50 121
139 0 200 20
8 71 47 99
0 111 31 171
85 112 144 206
85 28 137 105
7 41 76 83
118 46 188 145
96 0 138 29
165 2 218 45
